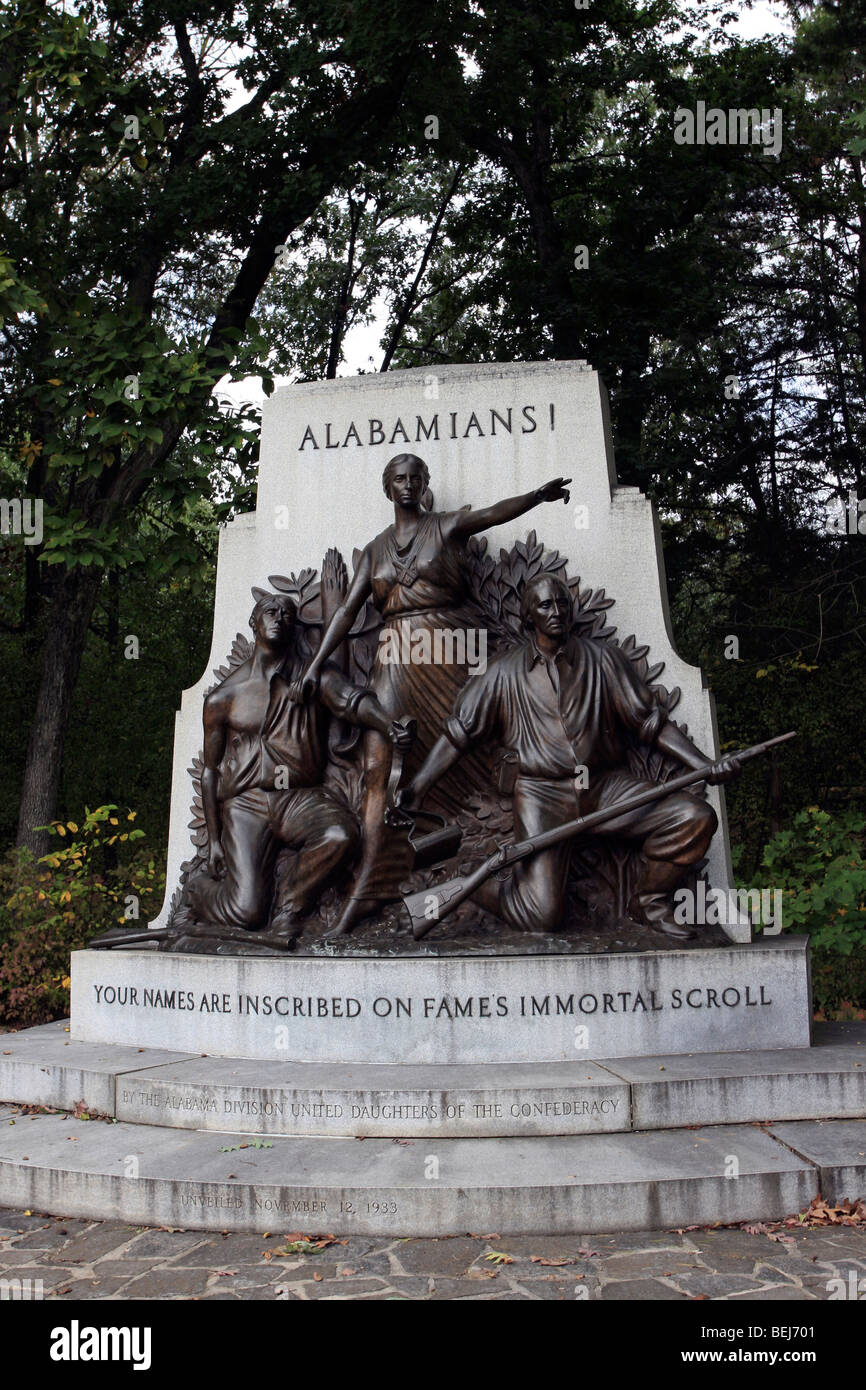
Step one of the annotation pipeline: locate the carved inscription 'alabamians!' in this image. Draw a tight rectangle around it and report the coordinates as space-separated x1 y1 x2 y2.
297 404 555 451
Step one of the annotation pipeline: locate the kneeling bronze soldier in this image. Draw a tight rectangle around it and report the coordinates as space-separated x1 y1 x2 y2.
185 590 412 939
398 573 739 939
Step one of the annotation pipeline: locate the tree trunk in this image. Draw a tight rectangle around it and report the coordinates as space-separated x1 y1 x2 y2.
470 130 583 361
380 167 463 371
101 569 120 871
327 193 363 379
16 566 102 858
767 758 783 839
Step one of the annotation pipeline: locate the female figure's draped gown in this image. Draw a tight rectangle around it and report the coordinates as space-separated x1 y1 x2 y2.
346 508 490 911
300 463 570 932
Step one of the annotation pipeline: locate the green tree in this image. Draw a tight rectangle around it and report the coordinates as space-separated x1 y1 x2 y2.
0 0 454 855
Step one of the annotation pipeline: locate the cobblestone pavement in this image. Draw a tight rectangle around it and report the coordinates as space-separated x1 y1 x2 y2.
1 1207 864 1300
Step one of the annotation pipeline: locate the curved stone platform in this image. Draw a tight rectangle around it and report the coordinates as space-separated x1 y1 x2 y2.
5 1105 863 1236
2 1019 864 1140
2 1020 864 1140
1 1022 863 1234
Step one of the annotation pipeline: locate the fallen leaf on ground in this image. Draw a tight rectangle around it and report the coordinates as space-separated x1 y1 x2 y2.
741 1196 866 1234
271 1234 343 1256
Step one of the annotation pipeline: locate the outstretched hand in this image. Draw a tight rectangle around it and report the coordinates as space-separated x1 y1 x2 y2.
321 547 348 598
535 476 571 505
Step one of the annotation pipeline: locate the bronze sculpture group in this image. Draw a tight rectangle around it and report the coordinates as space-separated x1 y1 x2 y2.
150 450 747 954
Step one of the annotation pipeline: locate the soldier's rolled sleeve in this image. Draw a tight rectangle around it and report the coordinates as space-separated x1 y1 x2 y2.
604 645 667 744
443 668 499 751
444 714 472 751
320 664 366 722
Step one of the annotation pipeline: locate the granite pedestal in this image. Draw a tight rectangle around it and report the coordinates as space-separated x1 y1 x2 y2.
69 938 810 1064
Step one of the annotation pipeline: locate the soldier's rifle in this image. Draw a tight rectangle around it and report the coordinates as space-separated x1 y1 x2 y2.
402 731 798 940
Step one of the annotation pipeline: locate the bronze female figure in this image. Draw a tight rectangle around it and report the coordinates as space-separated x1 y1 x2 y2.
295 452 570 935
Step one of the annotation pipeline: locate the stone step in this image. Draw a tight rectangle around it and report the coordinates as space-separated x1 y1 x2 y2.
2 1020 864 1139
600 1040 866 1132
3 1109 859 1236
768 1120 866 1203
0 1020 194 1117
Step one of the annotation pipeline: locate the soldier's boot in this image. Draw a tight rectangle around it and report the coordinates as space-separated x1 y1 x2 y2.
325 896 386 938
267 903 304 943
628 857 696 940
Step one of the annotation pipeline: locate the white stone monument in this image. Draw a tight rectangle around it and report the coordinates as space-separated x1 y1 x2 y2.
11 359 831 1240
72 358 813 1067
153 359 742 935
